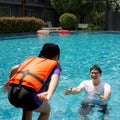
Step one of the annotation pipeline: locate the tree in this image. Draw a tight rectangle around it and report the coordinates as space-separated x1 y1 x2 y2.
100 0 120 29
107 0 120 12
50 0 83 15
50 0 120 16
49 0 94 23
49 0 120 30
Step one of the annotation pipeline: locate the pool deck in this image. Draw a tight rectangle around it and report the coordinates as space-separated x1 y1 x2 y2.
41 27 61 33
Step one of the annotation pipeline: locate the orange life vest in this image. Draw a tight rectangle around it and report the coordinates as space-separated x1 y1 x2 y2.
8 57 59 91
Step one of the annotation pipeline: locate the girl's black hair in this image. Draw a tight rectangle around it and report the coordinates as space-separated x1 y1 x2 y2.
38 43 60 59
90 64 102 74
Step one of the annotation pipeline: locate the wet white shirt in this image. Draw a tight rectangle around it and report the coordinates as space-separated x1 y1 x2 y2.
78 80 111 104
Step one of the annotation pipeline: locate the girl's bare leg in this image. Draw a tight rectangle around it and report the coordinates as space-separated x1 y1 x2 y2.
22 108 32 120
34 101 50 120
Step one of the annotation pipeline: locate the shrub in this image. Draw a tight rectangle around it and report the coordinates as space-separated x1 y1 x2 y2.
59 13 78 30
0 17 45 34
88 24 101 30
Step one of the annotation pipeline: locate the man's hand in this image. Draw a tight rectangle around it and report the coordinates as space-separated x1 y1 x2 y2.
97 92 104 101
64 88 72 95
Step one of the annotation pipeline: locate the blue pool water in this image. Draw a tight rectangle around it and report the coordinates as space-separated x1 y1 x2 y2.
0 32 120 120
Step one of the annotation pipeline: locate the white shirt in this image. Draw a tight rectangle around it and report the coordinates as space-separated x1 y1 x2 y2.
78 80 111 104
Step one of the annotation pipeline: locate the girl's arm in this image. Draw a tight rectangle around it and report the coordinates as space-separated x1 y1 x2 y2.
3 65 19 93
37 74 59 101
10 65 19 78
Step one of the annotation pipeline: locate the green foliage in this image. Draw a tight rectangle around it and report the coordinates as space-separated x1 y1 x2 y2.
78 1 93 16
50 0 120 31
50 0 82 14
91 12 106 30
59 13 78 30
0 17 45 34
107 0 120 12
88 24 101 30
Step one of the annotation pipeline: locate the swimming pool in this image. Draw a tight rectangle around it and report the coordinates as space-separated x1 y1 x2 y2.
0 32 120 120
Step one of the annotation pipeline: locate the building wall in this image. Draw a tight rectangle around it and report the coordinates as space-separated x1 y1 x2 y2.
106 11 120 31
0 0 57 26
113 12 120 31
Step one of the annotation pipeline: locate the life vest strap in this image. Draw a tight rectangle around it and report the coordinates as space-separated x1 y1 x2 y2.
16 70 44 90
17 70 29 90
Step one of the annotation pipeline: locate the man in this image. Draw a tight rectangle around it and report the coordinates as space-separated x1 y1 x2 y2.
64 65 111 119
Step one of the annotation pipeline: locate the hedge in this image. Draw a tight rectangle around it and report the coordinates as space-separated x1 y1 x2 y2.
59 13 78 30
0 17 45 34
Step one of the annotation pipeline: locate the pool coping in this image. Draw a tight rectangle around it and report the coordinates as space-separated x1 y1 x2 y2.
0 30 120 39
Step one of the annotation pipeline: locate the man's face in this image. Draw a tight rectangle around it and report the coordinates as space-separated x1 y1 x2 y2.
90 69 101 80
